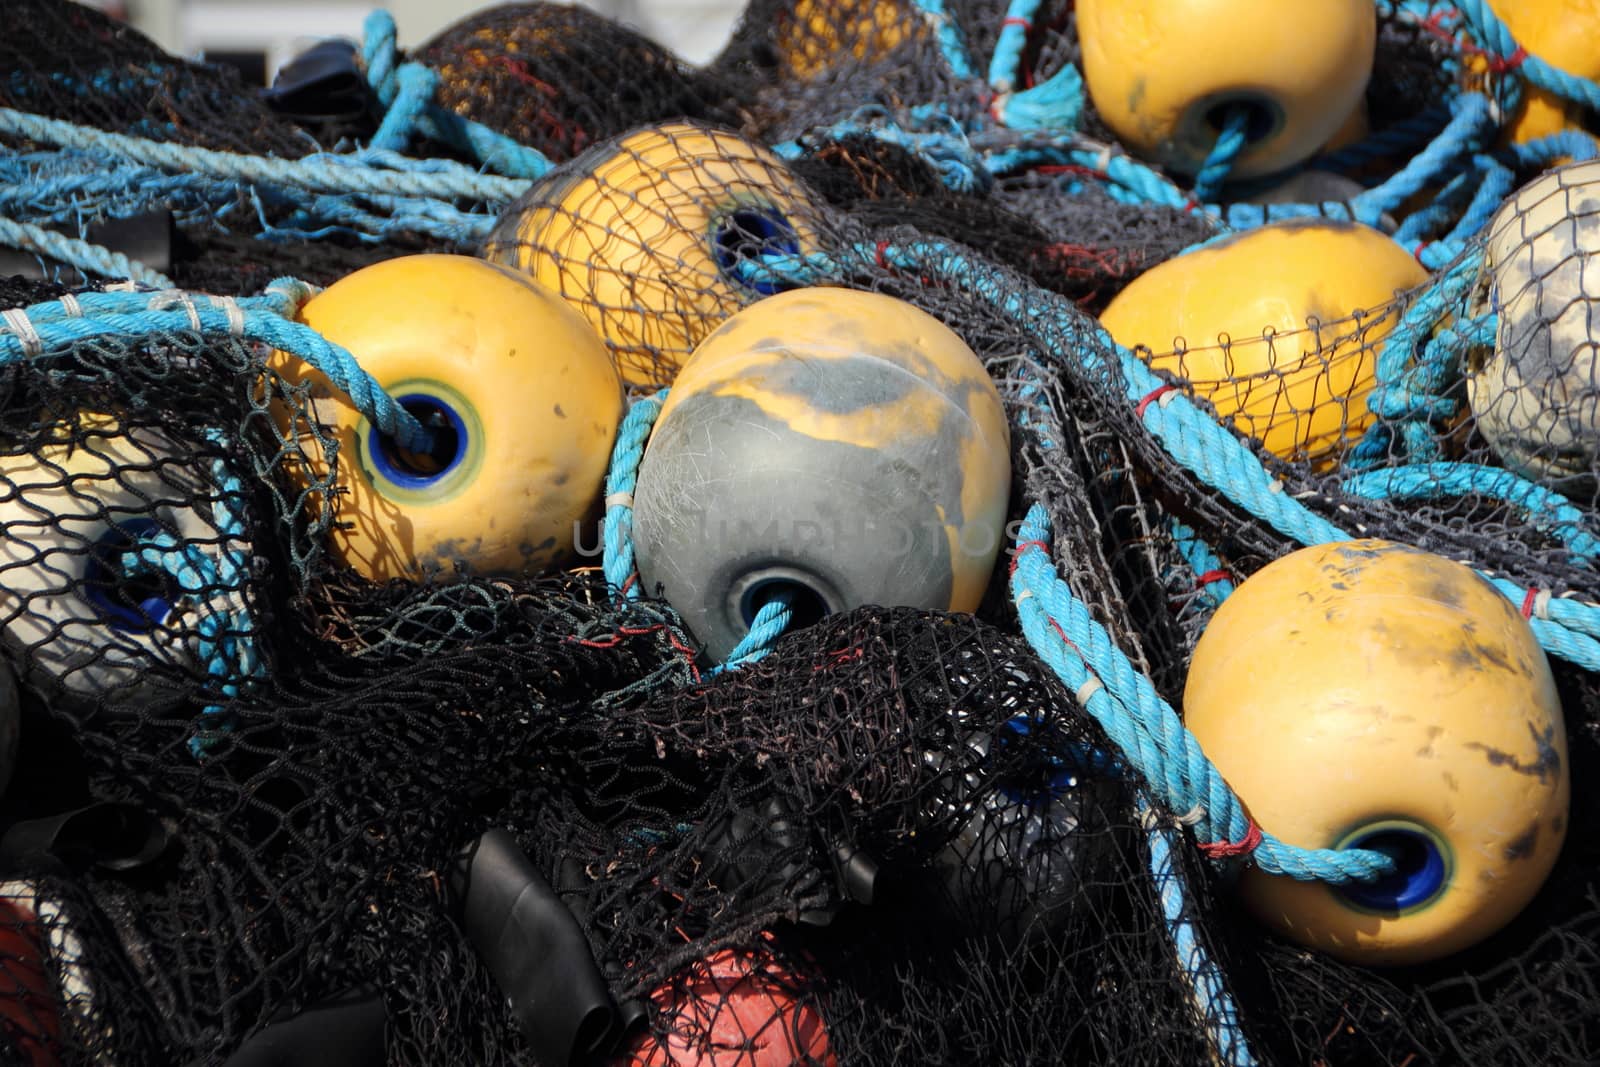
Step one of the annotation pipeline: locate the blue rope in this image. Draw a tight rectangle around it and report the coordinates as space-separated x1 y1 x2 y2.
0 107 530 204
1141 797 1258 1067
1341 463 1600 563
0 216 173 287
598 387 796 670
360 10 553 180
709 592 796 675
602 391 667 598
1313 102 1452 173
994 65 1085 133
1010 506 1393 883
1350 93 1495 220
909 0 976 80
1354 248 1488 465
1454 0 1600 116
987 0 1041 90
0 146 497 248
1191 108 1253 204
0 281 433 452
1168 518 1236 610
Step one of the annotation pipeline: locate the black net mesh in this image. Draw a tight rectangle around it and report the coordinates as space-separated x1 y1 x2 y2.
414 3 739 165
0 0 318 157
2 0 1600 1064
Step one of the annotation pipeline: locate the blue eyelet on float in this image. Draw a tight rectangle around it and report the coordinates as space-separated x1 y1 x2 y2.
1335 822 1450 914
272 255 622 582
80 519 182 634
362 389 474 494
710 205 802 297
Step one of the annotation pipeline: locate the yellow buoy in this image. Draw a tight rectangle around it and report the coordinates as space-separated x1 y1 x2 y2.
632 287 1011 661
775 0 908 80
1185 539 1568 966
272 254 621 582
482 121 824 389
1100 220 1428 465
1077 0 1375 179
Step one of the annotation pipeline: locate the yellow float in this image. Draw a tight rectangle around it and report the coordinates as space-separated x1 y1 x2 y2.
273 254 621 582
1100 220 1429 465
1077 0 1376 179
775 0 908 81
482 121 824 389
631 287 1010 661
1185 540 1568 965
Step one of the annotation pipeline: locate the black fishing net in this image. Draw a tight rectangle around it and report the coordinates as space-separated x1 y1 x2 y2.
3 0 1600 1065
412 3 739 165
0 0 318 157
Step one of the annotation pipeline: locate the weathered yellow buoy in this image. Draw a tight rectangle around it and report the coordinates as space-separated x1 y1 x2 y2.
482 121 824 389
1468 160 1600 493
632 287 1010 661
273 254 621 582
1077 0 1375 180
1185 539 1568 965
1100 220 1428 465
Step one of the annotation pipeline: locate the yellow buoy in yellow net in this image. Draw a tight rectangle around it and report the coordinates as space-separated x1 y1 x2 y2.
1481 0 1600 146
1185 540 1568 966
1077 0 1375 180
775 0 909 81
482 121 824 389
631 287 1011 661
1099 220 1428 465
272 254 621 582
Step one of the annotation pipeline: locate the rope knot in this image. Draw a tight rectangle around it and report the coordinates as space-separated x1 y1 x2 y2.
1197 818 1263 860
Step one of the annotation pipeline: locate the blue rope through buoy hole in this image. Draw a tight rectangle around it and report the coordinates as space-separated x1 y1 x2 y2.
713 207 802 297
83 519 182 632
367 393 468 488
1335 824 1449 912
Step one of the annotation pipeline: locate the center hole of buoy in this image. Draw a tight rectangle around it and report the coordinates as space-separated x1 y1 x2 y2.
83 519 181 633
1203 99 1277 144
713 207 802 296
739 577 830 631
371 394 467 487
1337 826 1447 912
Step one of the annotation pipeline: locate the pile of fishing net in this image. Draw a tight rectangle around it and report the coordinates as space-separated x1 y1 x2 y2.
2 0 1600 1065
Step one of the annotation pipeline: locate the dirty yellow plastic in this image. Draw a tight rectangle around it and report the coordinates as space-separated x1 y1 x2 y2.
1184 539 1568 965
273 254 621 581
1100 220 1428 465
1077 0 1376 179
483 122 823 388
